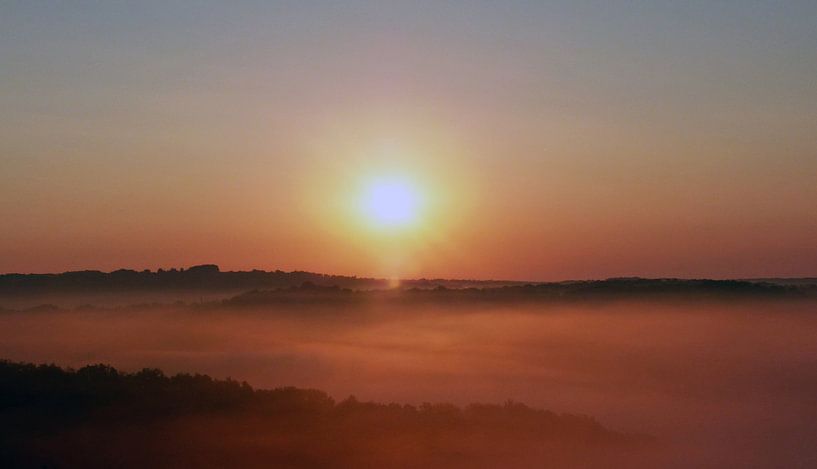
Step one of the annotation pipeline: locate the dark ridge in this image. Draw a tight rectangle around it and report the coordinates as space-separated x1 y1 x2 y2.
2 278 813 314
220 278 813 308
0 360 648 468
0 264 527 296
0 265 386 294
3 265 816 298
741 277 817 286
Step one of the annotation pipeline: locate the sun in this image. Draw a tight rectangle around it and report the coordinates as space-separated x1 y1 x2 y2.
360 177 422 228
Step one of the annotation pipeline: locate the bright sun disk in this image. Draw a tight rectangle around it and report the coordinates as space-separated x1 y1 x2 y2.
360 178 420 228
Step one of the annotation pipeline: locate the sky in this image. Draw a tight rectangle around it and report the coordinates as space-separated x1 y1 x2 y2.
1 1 816 280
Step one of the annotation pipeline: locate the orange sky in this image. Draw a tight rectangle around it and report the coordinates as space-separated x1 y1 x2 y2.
1 2 816 279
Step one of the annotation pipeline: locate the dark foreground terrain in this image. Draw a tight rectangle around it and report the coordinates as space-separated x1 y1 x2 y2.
0 360 648 469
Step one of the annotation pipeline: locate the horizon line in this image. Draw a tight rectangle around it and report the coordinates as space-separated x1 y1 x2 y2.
2 264 816 283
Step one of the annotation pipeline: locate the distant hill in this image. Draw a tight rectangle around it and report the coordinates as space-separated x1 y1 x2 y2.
1 265 815 310
0 264 525 296
0 264 383 294
219 277 814 308
741 277 817 286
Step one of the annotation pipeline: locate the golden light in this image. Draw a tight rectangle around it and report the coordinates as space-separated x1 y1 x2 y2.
359 176 423 229
299 124 477 277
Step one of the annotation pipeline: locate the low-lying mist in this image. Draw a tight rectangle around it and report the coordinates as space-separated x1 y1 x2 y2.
2 297 816 467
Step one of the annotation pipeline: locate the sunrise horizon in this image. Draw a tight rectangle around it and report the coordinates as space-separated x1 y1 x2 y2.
3 2 816 468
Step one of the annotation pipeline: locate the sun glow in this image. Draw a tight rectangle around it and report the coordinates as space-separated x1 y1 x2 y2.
360 177 422 228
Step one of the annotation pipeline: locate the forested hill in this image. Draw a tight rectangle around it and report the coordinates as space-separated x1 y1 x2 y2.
220 277 814 308
0 264 525 296
0 360 646 468
0 265 384 293
1 266 815 308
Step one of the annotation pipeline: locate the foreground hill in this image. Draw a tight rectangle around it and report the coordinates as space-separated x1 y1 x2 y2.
0 360 648 469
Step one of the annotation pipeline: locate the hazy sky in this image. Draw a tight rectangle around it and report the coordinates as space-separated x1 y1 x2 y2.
2 1 816 279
